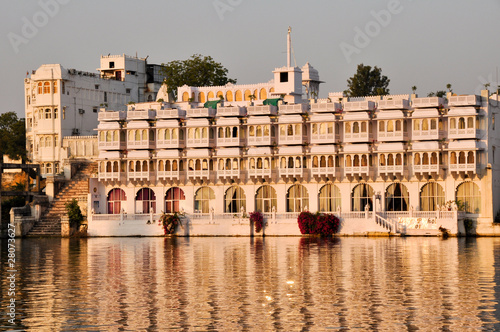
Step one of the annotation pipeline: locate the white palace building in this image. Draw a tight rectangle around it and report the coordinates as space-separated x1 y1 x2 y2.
87 31 500 237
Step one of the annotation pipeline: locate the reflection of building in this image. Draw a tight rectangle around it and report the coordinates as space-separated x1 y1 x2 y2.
24 54 165 177
88 30 499 236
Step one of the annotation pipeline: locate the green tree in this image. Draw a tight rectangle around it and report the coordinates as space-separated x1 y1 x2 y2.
65 198 83 228
160 54 237 100
427 91 446 98
0 112 26 162
344 64 390 97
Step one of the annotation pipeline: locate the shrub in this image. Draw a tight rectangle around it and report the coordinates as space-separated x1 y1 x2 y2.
65 199 83 229
159 212 181 235
250 211 264 233
297 211 340 236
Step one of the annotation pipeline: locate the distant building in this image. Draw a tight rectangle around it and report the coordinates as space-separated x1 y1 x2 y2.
24 54 165 177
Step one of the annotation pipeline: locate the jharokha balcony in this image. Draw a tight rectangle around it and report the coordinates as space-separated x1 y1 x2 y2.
412 152 439 174
247 156 273 179
217 157 243 179
344 154 370 177
449 151 476 173
278 156 305 178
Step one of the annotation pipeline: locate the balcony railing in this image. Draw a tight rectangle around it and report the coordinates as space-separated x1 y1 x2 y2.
344 101 375 111
378 165 404 174
157 170 181 180
98 172 124 182
448 128 478 139
344 166 369 175
412 97 444 108
217 137 243 147
448 95 480 106
449 163 476 173
279 168 304 177
127 140 155 149
217 106 246 117
186 108 216 118
413 164 439 173
217 169 241 178
248 168 273 178
310 103 340 113
98 111 126 121
98 141 126 150
127 110 156 120
156 109 186 119
377 131 405 141
186 138 215 148
187 169 210 179
311 167 335 177
377 99 409 110
344 132 370 142
127 171 155 181
247 105 277 116
156 139 184 149
411 130 439 140
278 135 304 145
310 134 336 144
247 136 274 146
279 103 308 114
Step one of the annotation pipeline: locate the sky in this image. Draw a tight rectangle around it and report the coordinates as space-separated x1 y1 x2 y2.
1 0 500 117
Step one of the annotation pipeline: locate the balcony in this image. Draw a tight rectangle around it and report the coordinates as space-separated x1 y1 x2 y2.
378 165 404 175
448 128 479 139
413 164 439 174
156 139 184 149
279 103 309 114
217 106 246 117
98 172 124 182
344 101 375 111
344 166 369 176
187 169 211 180
186 137 215 148
127 110 156 120
247 105 277 116
186 107 216 118
98 111 126 122
310 102 340 113
448 95 480 107
279 168 303 178
449 163 476 173
311 167 335 177
127 140 155 150
377 131 405 141
217 137 243 147
412 97 444 108
128 171 155 182
310 133 336 144
247 136 275 146
377 99 410 110
157 170 181 181
278 135 304 145
217 169 241 178
343 132 371 143
156 108 186 119
412 130 439 140
98 141 126 150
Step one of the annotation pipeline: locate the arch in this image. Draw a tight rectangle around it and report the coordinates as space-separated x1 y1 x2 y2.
353 122 360 133
43 82 50 94
199 92 206 103
387 120 394 132
287 184 309 212
458 117 466 129
319 184 341 212
135 188 156 213
182 91 189 102
216 91 224 99
345 122 351 133
379 121 385 132
467 117 474 128
351 184 374 211
225 186 246 213
467 151 474 164
235 90 242 101
255 185 277 213
37 82 43 94
207 91 215 100
194 187 215 213
420 182 445 211
385 183 409 211
244 89 251 101
450 118 456 129
422 119 429 131
456 182 481 214
259 88 267 100
165 187 185 213
107 188 127 214
414 119 421 131
226 91 233 102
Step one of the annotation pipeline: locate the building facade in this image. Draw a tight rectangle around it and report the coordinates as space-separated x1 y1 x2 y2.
24 54 165 177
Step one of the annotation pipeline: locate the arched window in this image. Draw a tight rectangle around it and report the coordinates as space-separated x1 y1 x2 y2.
450 118 456 129
235 90 242 101
43 82 50 94
352 184 374 211
165 187 185 213
420 182 445 211
194 187 215 213
53 81 58 94
385 183 409 211
136 188 156 213
107 188 127 214
37 82 43 94
396 120 402 131
199 92 205 103
467 151 474 164
244 89 251 101
287 184 309 212
226 91 233 102
345 122 351 133
458 118 466 129
259 88 267 100
387 120 394 132
379 121 385 132
207 91 214 100
319 184 341 212
255 185 277 213
216 91 223 99
414 119 420 131
353 122 360 133
225 186 246 213
456 182 481 214
467 117 474 128
182 92 189 102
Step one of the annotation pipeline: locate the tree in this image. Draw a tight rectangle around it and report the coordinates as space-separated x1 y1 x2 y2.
427 91 446 98
65 198 83 229
160 54 237 100
0 112 26 162
344 64 390 97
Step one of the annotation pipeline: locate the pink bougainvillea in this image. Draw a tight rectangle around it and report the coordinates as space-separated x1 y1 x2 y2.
250 211 264 233
297 212 340 236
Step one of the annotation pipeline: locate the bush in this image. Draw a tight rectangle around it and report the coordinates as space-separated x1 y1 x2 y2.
250 211 264 233
159 212 181 235
297 211 340 236
65 199 83 228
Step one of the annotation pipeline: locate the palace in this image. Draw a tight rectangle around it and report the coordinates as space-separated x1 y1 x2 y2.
87 31 499 236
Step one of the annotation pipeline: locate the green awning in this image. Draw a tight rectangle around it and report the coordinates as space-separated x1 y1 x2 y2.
263 98 282 106
204 100 221 109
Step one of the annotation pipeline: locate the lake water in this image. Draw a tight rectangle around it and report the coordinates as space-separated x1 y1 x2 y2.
1 236 500 331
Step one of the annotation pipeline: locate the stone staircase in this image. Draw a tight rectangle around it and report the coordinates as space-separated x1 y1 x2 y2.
27 162 97 237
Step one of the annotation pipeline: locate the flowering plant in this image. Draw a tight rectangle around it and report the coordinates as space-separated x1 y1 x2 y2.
297 211 340 236
250 211 264 233
159 212 181 235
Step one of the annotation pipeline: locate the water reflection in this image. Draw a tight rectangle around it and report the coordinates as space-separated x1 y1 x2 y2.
1 237 500 330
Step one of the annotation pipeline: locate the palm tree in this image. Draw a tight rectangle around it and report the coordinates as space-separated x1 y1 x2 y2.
411 86 417 94
446 83 452 93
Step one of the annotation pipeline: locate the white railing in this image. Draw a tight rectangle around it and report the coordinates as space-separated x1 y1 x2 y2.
248 169 272 177
412 97 444 108
98 172 123 181
344 101 375 111
156 139 183 149
377 131 404 140
412 130 439 139
217 106 246 117
127 140 155 149
186 138 215 148
157 170 180 179
127 171 154 181
375 214 398 233
127 110 156 120
310 134 335 142
377 99 409 110
217 169 240 177
339 211 373 219
413 164 439 173
448 95 480 106
98 111 126 121
247 136 273 145
344 166 369 175
275 212 300 219
310 102 339 113
187 170 210 178
449 163 476 172
344 132 370 141
186 108 216 118
448 128 478 138
247 105 277 116
217 137 241 146
279 104 308 114
311 167 335 176
156 109 185 118
378 165 404 174
279 168 304 177
98 141 126 150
